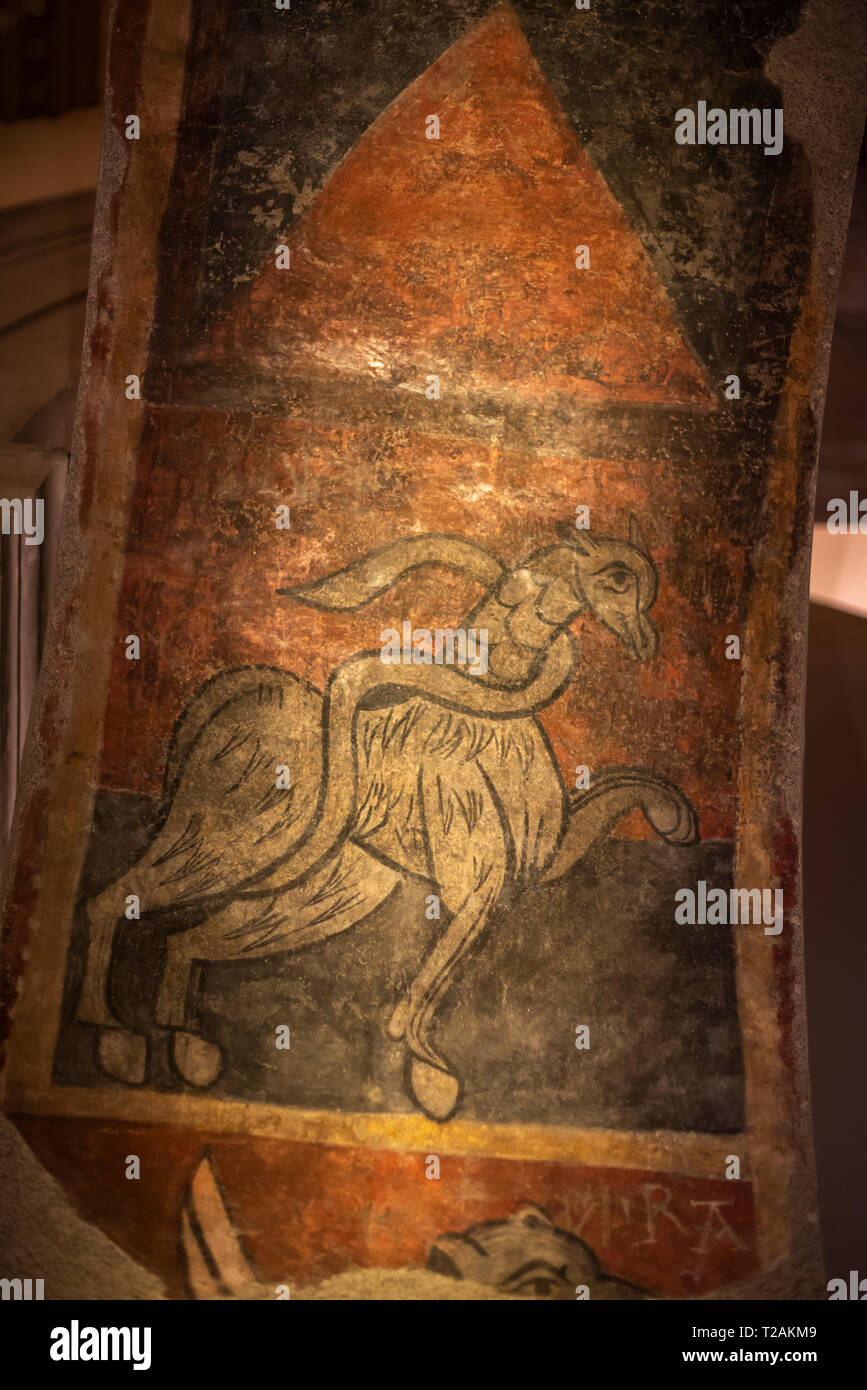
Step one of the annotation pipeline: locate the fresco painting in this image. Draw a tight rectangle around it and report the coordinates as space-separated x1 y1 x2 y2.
2 0 857 1300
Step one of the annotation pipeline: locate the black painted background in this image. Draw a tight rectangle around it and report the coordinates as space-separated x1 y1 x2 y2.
56 792 745 1133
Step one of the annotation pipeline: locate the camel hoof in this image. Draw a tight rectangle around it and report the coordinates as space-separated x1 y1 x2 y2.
172 1031 223 1087
96 1027 148 1085
409 1057 460 1121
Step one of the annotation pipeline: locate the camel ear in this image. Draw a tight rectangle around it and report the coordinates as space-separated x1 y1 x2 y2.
628 514 649 557
556 519 594 555
514 1204 554 1229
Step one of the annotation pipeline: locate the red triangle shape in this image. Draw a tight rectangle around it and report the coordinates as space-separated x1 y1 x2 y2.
204 3 714 409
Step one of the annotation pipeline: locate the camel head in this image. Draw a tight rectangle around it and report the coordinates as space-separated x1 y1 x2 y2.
552 515 659 661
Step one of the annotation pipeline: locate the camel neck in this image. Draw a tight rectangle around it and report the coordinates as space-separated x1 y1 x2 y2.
466 579 584 687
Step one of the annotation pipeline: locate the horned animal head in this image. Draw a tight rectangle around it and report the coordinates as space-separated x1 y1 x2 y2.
553 515 659 661
264 522 661 896
281 520 661 668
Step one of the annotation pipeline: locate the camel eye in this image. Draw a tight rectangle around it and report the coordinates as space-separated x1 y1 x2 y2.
502 1263 571 1298
603 567 632 593
511 1273 566 1298
528 1277 556 1296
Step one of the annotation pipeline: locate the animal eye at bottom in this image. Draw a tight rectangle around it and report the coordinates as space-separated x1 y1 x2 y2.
517 1277 558 1297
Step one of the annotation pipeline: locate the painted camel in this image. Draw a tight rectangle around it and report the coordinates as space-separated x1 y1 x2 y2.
76 520 698 1119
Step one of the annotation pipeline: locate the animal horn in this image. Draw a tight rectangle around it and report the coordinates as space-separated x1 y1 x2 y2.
279 534 504 611
555 518 597 555
628 514 649 557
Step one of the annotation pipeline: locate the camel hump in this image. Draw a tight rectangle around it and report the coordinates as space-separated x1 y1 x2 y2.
162 665 321 805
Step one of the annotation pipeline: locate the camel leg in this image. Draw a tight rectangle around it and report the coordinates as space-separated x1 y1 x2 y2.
79 838 396 1087
153 929 223 1088
73 880 151 1084
78 869 219 1086
388 771 506 1120
75 827 225 1082
76 881 134 1027
544 768 698 883
393 875 504 1121
155 929 203 1032
155 847 400 1088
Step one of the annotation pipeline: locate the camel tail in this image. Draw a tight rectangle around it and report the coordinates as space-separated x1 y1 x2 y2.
279 534 505 612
